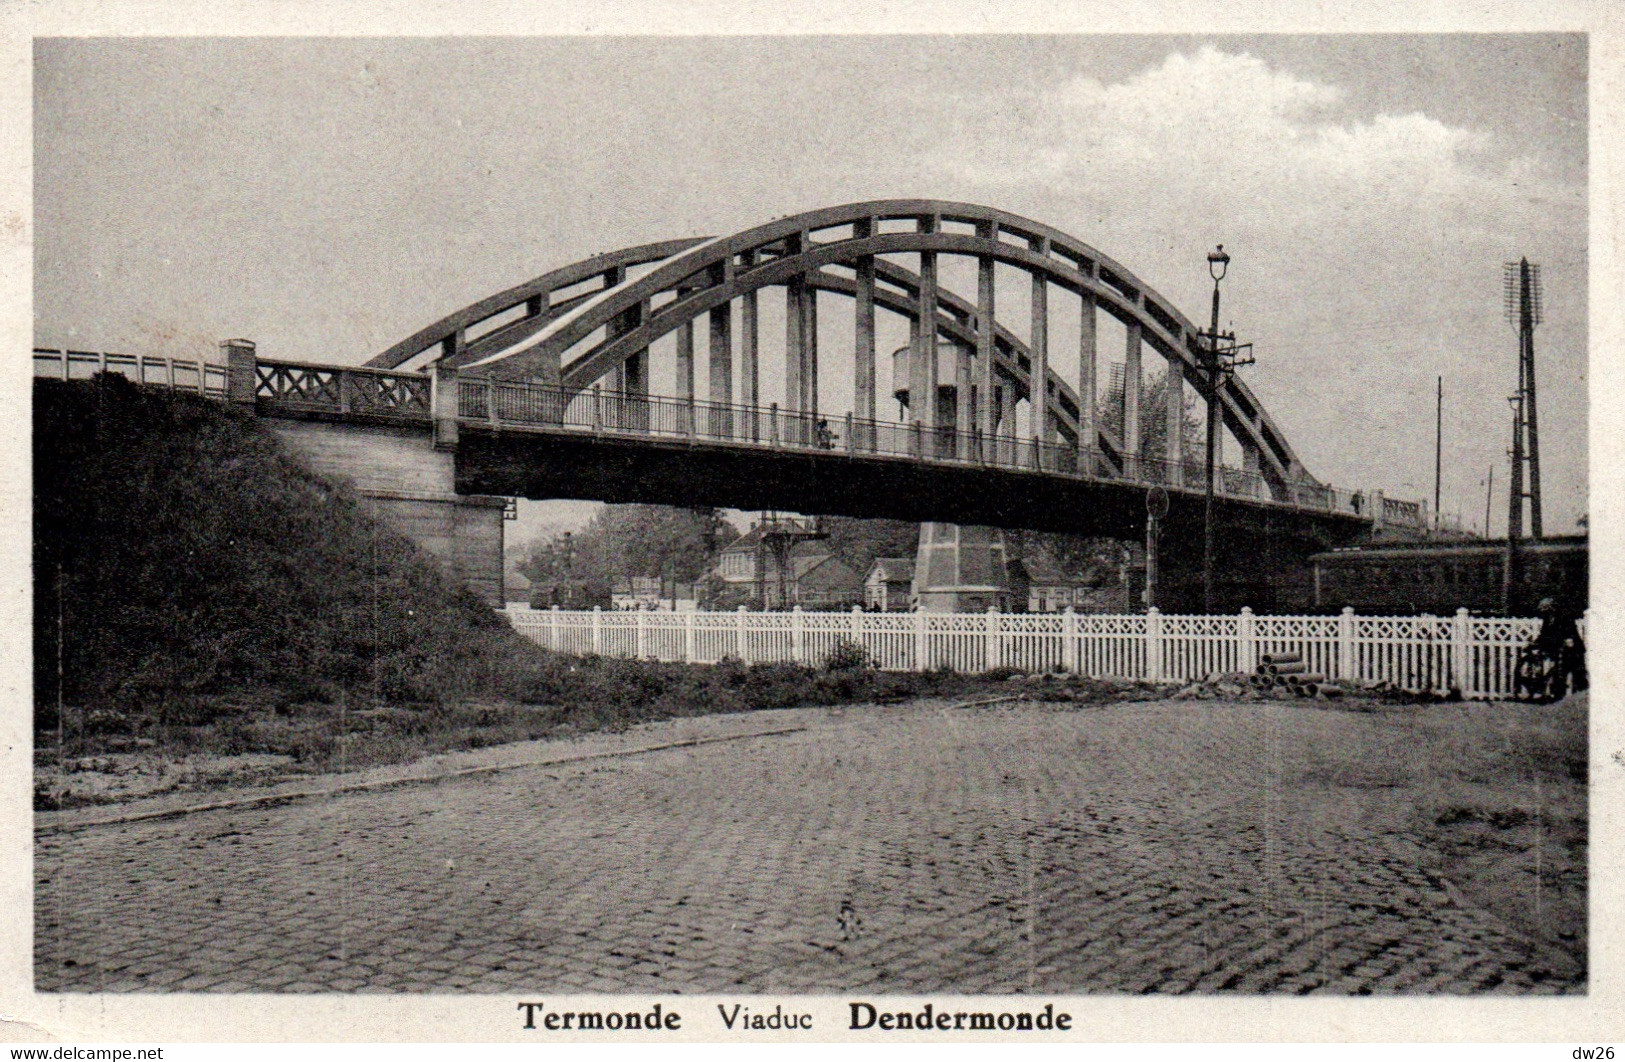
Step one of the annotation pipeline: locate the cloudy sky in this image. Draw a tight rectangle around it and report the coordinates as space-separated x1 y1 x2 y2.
34 34 1587 542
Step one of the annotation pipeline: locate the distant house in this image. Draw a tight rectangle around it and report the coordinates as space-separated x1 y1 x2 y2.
866 557 916 611
791 553 865 610
611 576 662 611
504 568 532 605
612 577 697 611
1006 546 1132 613
709 519 861 610
529 578 608 610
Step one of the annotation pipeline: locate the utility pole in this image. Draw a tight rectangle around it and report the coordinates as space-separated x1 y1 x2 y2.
1505 392 1524 614
1434 376 1442 534
1197 245 1253 614
1503 259 1544 540
1145 487 1167 611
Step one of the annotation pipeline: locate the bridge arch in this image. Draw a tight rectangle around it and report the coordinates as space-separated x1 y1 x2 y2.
371 242 1129 465
382 200 1313 494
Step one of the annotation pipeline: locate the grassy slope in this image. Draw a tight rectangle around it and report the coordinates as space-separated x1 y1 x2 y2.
34 375 529 725
33 376 1005 781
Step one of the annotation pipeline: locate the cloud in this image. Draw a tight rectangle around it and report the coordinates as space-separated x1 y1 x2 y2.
925 46 1585 525
942 46 1574 247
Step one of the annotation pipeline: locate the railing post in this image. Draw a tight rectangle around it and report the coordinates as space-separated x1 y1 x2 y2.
685 608 697 664
916 607 929 675
221 338 257 407
845 412 854 454
736 605 750 664
431 362 459 451
487 378 499 427
1145 606 1163 682
912 420 923 459
591 606 603 656
792 605 805 664
636 608 648 660
550 604 560 652
1338 606 1357 682
1237 606 1256 676
1063 606 1079 674
770 403 780 445
986 606 999 672
593 384 603 435
1451 607 1472 696
850 603 863 645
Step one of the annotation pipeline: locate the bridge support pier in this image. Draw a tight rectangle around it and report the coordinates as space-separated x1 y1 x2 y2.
432 362 459 451
911 522 1014 613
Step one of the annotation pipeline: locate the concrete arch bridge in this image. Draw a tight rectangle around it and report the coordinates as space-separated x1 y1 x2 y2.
235 200 1426 609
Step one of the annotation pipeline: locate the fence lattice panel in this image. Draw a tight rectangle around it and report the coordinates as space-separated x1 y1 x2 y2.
1161 614 1241 681
502 605 1555 700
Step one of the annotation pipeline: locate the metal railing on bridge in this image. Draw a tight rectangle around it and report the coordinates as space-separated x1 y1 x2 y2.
459 377 1368 516
33 348 228 398
505 604 1549 701
31 347 1412 528
254 359 432 420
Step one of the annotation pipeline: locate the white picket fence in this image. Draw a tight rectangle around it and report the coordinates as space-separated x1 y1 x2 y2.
505 604 1547 701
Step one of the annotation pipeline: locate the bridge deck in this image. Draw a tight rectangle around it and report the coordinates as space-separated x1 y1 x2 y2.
453 376 1371 522
34 349 1431 534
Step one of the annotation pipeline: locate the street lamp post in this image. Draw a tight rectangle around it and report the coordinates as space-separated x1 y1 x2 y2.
1198 245 1252 614
1202 246 1229 614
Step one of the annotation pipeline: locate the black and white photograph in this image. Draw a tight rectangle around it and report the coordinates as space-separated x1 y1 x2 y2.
7 2 1622 1045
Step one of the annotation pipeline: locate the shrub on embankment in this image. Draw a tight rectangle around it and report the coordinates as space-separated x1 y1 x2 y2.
33 376 1001 774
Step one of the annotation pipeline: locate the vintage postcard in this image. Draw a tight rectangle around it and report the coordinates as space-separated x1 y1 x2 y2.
4 0 1622 1047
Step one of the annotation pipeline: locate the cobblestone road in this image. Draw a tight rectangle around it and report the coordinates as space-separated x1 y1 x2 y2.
36 700 1577 993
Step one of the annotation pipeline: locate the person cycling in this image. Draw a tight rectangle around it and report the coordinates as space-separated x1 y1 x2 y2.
1519 597 1587 702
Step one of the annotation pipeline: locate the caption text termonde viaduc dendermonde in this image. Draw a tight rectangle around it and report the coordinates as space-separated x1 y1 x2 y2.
517 1000 1074 1034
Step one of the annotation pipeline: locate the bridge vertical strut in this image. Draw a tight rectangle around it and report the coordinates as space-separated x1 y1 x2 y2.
740 254 759 412
1030 262 1049 445
803 283 819 415
675 316 694 402
854 252 876 426
916 249 940 431
708 302 732 410
1166 354 1185 484
976 254 996 439
1078 291 1097 472
785 270 804 415
1124 319 1142 475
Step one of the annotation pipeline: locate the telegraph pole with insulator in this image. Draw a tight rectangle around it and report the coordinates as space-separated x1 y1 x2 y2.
1503 258 1544 540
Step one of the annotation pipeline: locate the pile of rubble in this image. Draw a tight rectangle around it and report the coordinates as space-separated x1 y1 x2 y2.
1250 651 1346 699
1167 653 1349 702
1167 651 1462 705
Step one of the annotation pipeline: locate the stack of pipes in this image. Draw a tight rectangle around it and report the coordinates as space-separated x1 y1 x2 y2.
1250 652 1343 699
